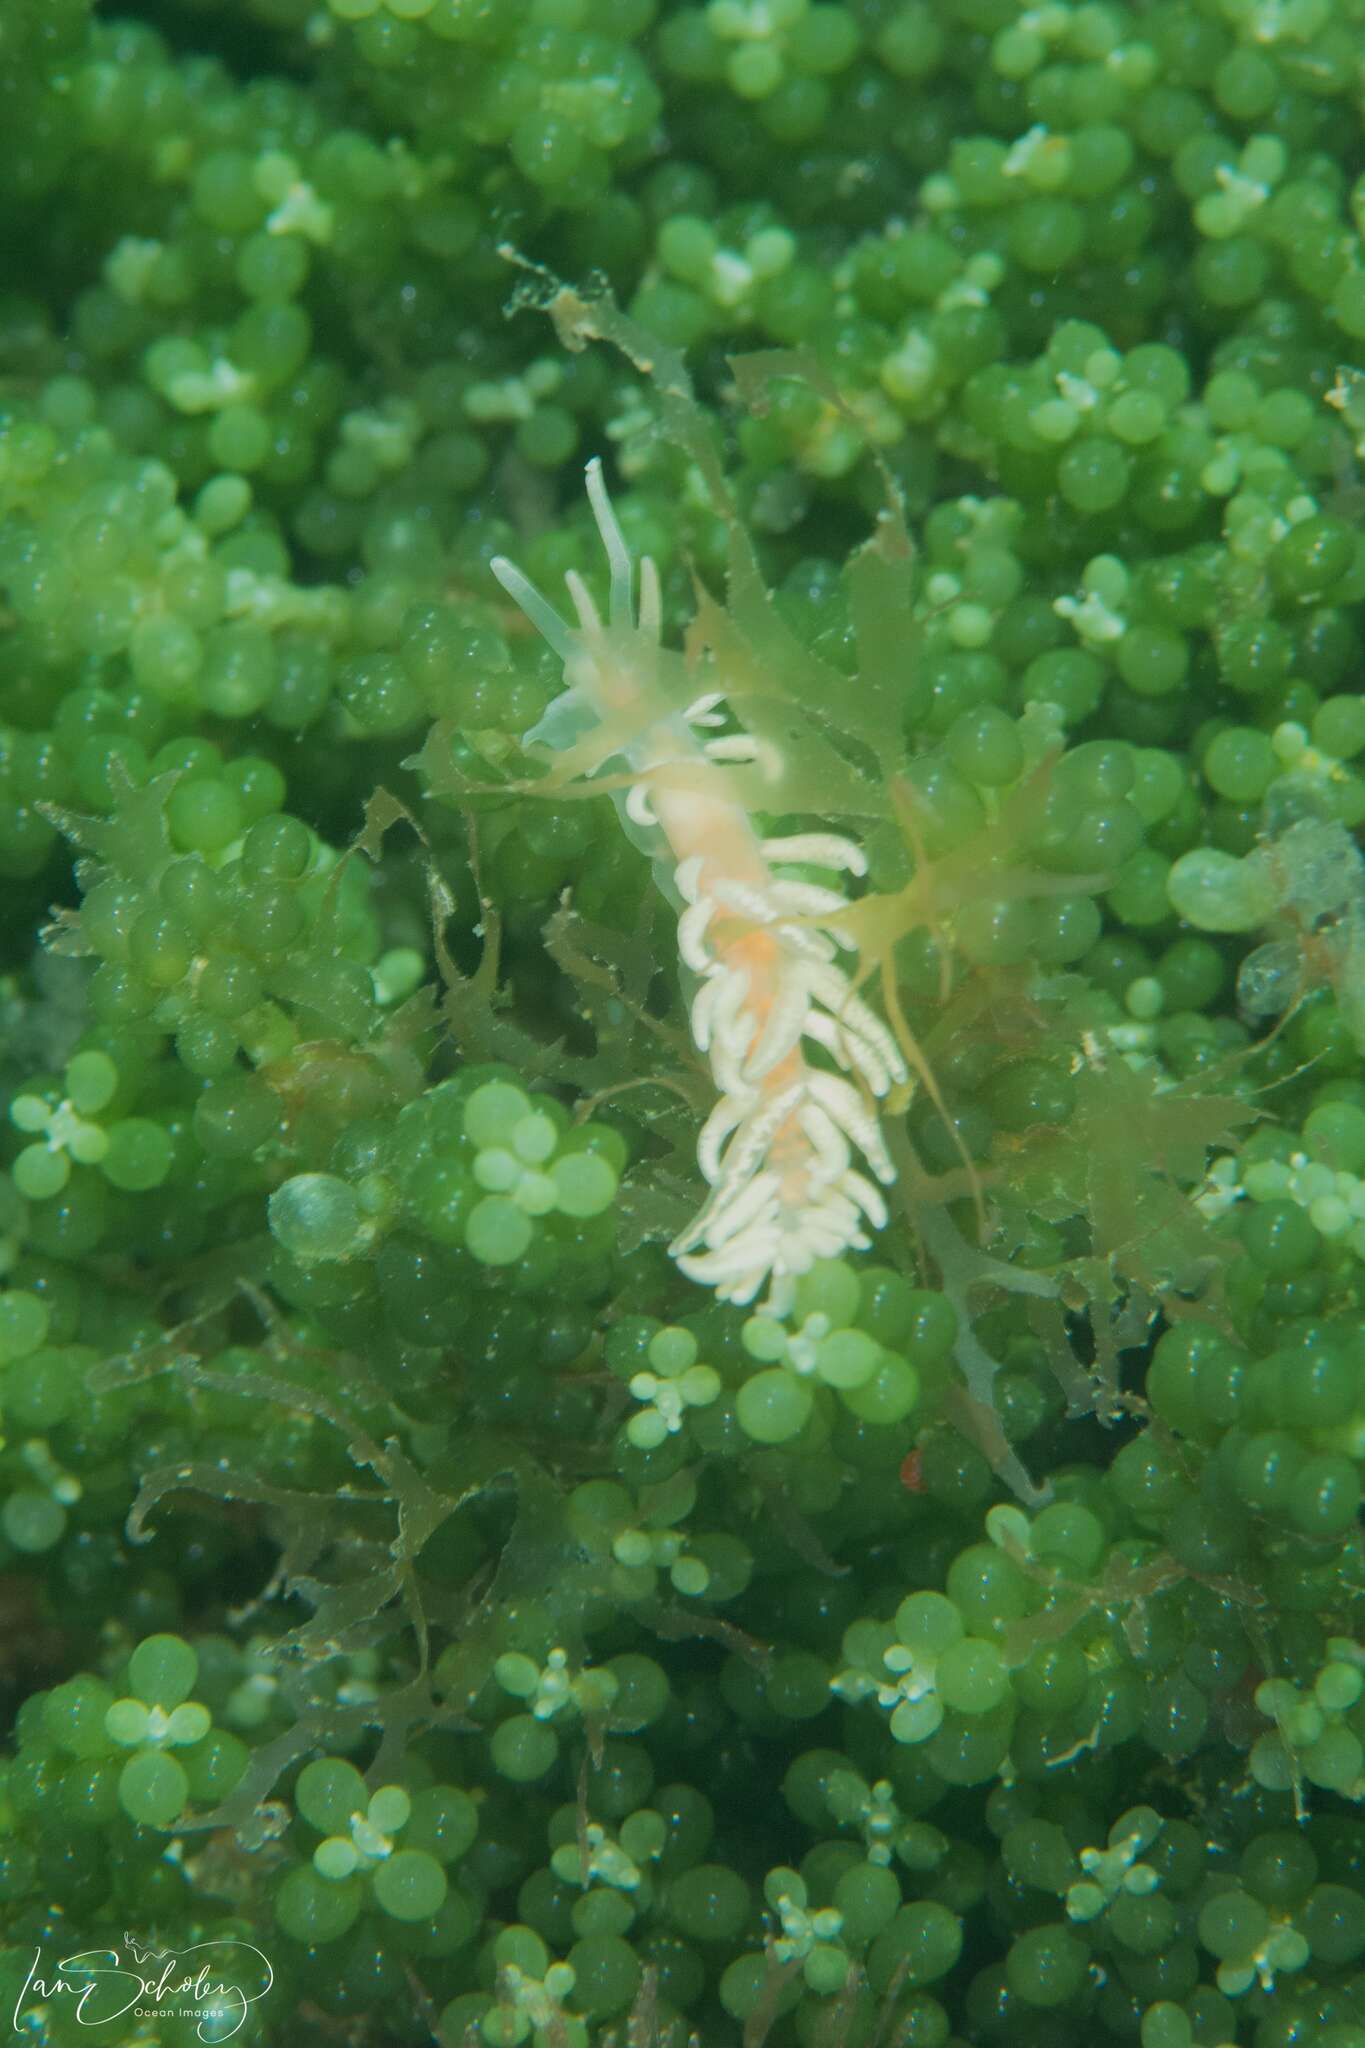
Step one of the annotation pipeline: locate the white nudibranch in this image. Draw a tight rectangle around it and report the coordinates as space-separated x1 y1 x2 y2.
490 459 907 1315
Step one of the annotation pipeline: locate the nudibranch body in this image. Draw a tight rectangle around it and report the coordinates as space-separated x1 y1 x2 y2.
491 460 906 1314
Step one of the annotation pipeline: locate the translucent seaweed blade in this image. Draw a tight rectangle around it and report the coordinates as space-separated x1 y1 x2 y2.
845 511 918 738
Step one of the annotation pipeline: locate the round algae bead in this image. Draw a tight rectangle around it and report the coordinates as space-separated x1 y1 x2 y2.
129 1634 198 1708
167 776 245 854
834 1861 901 1942
66 1050 118 1114
275 1865 362 1943
1166 848 1277 931
1058 438 1129 512
1203 727 1276 803
895 1591 963 1657
1196 1888 1268 1961
1239 1832 1318 1908
13 1145 70 1203
465 1196 534 1266
736 1369 813 1444
491 1714 558 1782
2 1491 67 1552
406 1785 478 1864
118 1751 189 1827
947 705 1024 787
813 1329 881 1389
44 1676 117 1758
839 1350 920 1423
551 1150 618 1218
868 1901 963 1990
464 1081 533 1148
566 1931 640 2019
794 1258 861 1326
1289 1456 1361 1538
269 1174 366 1262
668 1863 752 1943
297 1757 367 1833
1304 1100 1365 1172
102 1118 174 1191
373 1849 448 1921
1006 1923 1090 2006
936 1639 1008 1714
0 1291 49 1365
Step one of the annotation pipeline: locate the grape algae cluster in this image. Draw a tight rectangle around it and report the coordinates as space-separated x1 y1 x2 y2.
1 0 1364 2045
